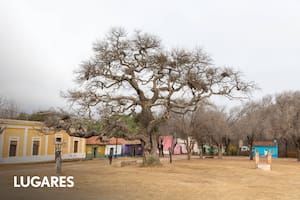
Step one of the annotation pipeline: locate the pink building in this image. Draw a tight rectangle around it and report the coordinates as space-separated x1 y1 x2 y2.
158 136 199 155
158 136 173 155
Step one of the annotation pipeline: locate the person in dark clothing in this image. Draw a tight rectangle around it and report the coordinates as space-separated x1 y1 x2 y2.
108 148 114 165
161 139 164 157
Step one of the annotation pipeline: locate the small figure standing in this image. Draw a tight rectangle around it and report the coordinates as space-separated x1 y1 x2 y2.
161 139 164 157
108 147 114 165
264 149 268 157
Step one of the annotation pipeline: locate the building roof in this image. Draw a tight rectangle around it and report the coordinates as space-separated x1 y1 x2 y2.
253 141 276 147
86 136 106 145
0 118 43 126
86 136 141 145
107 137 127 145
123 139 141 145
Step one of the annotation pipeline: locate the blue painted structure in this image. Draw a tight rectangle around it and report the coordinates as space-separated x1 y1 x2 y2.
123 144 143 157
252 141 278 158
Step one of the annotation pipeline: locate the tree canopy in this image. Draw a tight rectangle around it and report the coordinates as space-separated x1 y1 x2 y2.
47 27 255 164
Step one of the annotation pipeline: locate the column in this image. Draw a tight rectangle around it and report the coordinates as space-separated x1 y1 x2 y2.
45 135 49 156
68 135 71 154
23 128 28 157
0 129 5 160
81 138 85 153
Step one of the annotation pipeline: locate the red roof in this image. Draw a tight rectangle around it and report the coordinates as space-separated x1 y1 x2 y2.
107 137 127 145
253 141 276 147
86 136 140 145
86 136 105 145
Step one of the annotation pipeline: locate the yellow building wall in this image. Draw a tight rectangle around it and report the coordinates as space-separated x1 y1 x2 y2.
69 137 85 153
47 133 55 155
98 146 105 155
0 119 86 163
2 128 25 158
26 128 46 156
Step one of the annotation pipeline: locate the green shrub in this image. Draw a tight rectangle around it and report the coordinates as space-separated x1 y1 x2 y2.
228 145 238 156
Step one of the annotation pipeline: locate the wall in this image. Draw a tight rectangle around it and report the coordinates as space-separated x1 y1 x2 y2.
0 119 86 163
105 145 122 157
252 146 278 158
86 145 105 159
123 144 142 156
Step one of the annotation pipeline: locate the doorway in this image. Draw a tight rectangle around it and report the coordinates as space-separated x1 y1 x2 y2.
93 147 98 158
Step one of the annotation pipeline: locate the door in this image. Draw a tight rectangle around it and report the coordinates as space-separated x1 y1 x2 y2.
93 147 98 158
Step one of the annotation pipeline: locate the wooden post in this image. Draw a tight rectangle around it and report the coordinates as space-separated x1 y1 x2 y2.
168 147 172 164
255 150 259 168
267 151 272 170
55 143 62 174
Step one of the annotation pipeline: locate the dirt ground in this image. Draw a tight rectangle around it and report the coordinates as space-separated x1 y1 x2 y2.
1 156 300 200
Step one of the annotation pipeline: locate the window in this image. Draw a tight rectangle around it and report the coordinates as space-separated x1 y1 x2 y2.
74 141 78 153
56 137 62 143
9 141 17 157
32 140 40 156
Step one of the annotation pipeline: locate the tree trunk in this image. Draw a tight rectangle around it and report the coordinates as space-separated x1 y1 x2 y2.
143 133 161 166
218 144 223 159
285 140 288 158
247 136 254 160
187 144 191 160
168 147 172 163
186 141 192 160
187 151 191 160
201 144 205 159
223 138 230 155
143 151 161 165
249 145 254 160
172 138 177 154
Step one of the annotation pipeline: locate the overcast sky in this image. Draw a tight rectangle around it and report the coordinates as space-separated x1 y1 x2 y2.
0 0 300 113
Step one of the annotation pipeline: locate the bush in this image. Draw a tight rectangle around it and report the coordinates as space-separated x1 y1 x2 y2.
228 145 238 156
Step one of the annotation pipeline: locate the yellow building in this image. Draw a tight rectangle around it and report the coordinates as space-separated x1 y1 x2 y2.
0 119 86 163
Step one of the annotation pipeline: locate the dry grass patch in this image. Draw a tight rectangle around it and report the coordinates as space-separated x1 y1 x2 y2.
0 157 300 200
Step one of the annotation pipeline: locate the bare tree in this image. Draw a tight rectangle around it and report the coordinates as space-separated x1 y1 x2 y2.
192 105 230 159
0 96 19 119
209 108 230 159
273 91 300 161
166 111 195 160
49 28 254 165
235 97 273 160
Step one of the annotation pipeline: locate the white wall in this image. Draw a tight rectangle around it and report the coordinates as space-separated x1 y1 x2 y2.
105 145 122 156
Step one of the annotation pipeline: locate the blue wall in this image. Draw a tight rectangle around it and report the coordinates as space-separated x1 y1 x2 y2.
252 146 278 158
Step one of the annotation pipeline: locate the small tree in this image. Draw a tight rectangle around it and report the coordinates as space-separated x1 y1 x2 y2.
235 97 273 160
191 105 229 159
166 111 196 160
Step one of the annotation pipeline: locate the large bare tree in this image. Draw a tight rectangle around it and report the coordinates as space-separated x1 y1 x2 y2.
54 28 254 165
